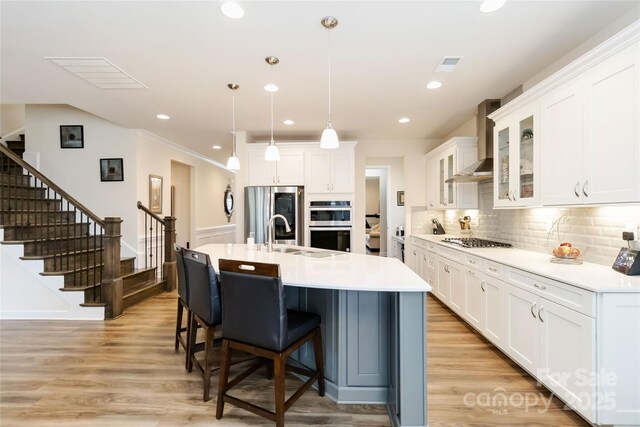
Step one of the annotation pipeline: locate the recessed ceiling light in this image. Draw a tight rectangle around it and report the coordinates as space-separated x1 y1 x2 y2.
479 0 506 13
283 119 294 125
264 83 279 92
398 117 410 124
212 145 222 150
220 1 244 19
426 81 442 89
156 114 170 120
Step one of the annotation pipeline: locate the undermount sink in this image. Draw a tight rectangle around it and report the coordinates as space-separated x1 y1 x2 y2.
272 246 304 254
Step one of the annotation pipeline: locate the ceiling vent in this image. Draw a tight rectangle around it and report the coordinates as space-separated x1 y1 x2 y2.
435 56 464 72
45 57 147 89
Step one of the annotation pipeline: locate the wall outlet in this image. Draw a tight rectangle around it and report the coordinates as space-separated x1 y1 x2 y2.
625 223 639 241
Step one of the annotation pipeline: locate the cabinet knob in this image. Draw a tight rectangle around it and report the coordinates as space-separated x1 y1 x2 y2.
468 269 475 276
533 283 546 290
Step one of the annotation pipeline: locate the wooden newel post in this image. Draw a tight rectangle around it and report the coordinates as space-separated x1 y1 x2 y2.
163 216 177 292
101 217 123 319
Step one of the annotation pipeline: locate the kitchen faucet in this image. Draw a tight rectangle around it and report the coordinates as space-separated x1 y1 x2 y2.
267 214 291 252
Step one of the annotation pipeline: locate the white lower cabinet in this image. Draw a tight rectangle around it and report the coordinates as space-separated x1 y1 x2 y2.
464 268 483 331
418 236 635 425
434 255 464 315
539 298 595 423
505 284 596 423
482 276 505 348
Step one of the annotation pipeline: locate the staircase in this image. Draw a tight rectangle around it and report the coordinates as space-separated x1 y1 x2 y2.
0 135 169 318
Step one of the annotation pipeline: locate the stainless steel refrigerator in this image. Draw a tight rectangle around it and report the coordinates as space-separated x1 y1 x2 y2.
244 186 304 246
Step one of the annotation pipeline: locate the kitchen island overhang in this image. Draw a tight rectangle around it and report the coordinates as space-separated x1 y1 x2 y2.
195 244 432 427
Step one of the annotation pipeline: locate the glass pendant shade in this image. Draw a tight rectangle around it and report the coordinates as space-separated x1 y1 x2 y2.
265 142 280 161
226 154 240 171
320 124 339 149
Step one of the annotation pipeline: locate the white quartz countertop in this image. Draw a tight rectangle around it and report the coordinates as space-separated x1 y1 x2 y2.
410 234 640 293
195 244 431 293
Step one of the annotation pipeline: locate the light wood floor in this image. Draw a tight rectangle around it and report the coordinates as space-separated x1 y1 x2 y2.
0 292 589 426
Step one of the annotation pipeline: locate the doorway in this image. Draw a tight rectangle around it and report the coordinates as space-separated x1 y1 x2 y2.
365 167 388 256
171 161 192 248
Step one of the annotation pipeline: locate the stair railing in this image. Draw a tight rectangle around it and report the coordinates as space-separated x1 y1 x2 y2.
0 144 124 318
136 201 176 292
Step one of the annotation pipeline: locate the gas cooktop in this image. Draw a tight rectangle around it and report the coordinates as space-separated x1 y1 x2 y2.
442 237 512 248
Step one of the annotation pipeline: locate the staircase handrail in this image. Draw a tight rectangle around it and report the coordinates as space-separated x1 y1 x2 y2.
136 201 164 223
0 126 25 142
0 144 105 227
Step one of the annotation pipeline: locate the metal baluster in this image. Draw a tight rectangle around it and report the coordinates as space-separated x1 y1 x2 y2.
98 228 103 303
73 206 77 287
144 214 147 268
155 218 159 276
93 221 97 302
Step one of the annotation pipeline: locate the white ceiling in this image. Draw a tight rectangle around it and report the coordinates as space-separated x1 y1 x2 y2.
1 1 637 163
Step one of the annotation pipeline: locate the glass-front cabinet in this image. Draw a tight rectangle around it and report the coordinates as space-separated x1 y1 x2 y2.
493 104 539 207
426 137 478 209
438 148 456 207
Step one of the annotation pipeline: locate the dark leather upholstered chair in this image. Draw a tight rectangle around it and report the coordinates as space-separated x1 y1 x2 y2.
216 259 324 427
174 245 189 360
183 248 222 401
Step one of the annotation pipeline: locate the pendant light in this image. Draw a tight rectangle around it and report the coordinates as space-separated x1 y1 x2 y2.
226 83 240 171
264 56 280 161
320 16 339 149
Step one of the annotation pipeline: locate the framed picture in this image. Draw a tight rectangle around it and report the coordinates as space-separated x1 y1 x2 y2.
149 175 163 214
397 191 405 206
60 125 84 149
100 158 124 182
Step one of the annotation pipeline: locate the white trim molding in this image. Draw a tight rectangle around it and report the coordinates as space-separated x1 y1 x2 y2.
195 224 237 247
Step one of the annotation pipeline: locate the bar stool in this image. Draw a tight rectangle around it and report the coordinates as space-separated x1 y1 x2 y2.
174 245 190 363
183 248 222 401
216 259 325 427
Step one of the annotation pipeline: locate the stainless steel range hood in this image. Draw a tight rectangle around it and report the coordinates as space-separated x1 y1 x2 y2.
446 99 501 183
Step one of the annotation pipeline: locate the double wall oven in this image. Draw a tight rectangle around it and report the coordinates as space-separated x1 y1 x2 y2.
308 201 352 252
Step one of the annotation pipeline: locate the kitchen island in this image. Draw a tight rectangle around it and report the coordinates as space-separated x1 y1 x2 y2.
196 243 432 427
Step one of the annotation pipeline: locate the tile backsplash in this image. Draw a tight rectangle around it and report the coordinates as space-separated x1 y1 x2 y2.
412 182 640 267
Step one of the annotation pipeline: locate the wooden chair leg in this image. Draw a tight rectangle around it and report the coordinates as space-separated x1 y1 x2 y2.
312 327 325 397
216 339 231 420
273 355 286 427
203 326 215 402
174 299 183 351
186 312 197 372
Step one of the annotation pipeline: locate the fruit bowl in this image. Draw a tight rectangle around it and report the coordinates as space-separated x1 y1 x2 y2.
548 242 587 264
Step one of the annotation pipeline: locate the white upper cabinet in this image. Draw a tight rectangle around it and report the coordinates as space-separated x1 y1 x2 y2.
541 43 640 205
491 27 639 207
305 148 354 194
581 43 640 204
247 145 304 186
494 103 539 207
425 137 478 209
540 79 583 205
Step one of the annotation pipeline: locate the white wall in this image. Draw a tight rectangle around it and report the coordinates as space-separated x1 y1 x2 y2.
354 138 441 254
365 177 380 214
25 104 139 255
24 105 236 259
135 131 237 252
442 116 476 141
413 182 640 267
1 104 25 137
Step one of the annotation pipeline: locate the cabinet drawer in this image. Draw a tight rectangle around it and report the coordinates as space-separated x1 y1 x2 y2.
506 267 595 317
438 245 464 263
484 260 503 279
465 254 484 270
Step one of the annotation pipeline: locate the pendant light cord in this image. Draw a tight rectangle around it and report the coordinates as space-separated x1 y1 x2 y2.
270 91 274 143
327 28 332 124
232 92 236 155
